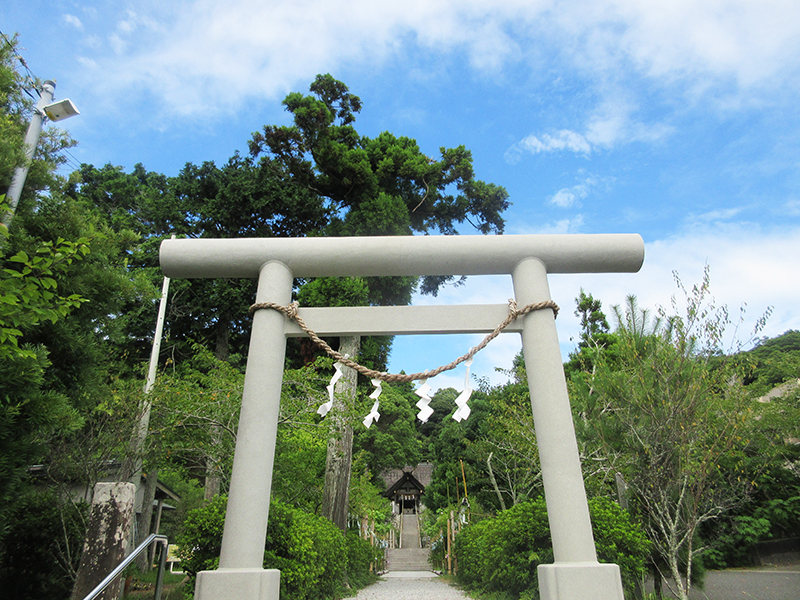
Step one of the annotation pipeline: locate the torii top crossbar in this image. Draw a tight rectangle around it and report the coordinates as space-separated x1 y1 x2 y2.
159 233 644 278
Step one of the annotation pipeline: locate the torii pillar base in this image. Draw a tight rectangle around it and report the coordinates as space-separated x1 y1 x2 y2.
195 569 280 600
539 563 624 600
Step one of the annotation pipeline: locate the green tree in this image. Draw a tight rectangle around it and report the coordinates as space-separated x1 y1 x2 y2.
249 73 509 529
570 272 764 600
424 389 497 512
0 490 88 600
564 289 617 377
477 376 542 510
0 36 28 192
353 382 421 475
0 196 92 532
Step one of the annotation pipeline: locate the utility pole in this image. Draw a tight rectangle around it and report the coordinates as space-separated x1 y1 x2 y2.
3 79 79 227
132 256 173 570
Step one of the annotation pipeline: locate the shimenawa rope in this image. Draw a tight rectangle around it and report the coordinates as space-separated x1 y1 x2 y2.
249 299 558 384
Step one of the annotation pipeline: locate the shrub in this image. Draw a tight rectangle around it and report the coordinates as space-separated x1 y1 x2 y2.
454 497 650 599
178 496 377 600
345 531 380 589
0 490 88 600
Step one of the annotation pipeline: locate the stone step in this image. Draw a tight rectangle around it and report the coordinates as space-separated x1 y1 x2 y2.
386 548 430 571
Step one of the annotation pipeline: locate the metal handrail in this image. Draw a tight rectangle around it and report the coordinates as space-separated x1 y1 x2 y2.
81 533 169 600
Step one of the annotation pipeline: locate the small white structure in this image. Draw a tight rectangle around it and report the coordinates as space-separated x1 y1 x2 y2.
160 233 644 600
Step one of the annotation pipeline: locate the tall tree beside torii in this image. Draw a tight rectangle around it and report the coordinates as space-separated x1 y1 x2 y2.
249 74 510 530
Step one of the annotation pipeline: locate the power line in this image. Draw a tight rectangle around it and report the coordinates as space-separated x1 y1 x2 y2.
62 149 84 171
0 30 42 97
0 30 38 78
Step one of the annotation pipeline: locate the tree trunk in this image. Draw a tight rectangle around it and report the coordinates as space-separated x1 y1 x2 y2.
652 564 663 600
135 469 159 571
321 335 359 532
215 312 230 362
487 452 507 511
203 312 229 499
204 426 222 501
204 466 221 500
70 483 136 600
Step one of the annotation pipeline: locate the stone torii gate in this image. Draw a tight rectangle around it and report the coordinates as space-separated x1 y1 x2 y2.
159 233 644 600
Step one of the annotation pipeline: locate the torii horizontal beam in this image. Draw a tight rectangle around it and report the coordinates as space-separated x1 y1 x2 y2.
284 304 522 337
159 233 644 279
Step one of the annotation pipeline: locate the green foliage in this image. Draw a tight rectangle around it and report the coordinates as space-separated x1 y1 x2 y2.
148 345 246 489
263 501 346 600
345 531 381 589
740 330 800 396
348 452 394 526
424 390 497 512
0 490 88 600
297 276 370 308
564 290 618 378
250 73 509 307
353 383 421 475
0 197 106 530
0 200 90 360
702 514 772 569
454 497 650 599
178 495 378 600
476 378 542 510
702 462 800 568
0 37 28 189
567 271 769 599
177 494 226 576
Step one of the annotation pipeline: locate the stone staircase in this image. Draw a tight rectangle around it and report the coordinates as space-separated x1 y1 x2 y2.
386 513 431 571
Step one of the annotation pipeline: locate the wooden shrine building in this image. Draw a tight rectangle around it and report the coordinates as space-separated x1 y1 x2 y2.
382 466 429 514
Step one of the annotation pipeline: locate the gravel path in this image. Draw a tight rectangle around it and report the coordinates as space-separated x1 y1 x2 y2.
354 572 471 600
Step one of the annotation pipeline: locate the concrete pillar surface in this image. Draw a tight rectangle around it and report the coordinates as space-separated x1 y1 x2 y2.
512 258 624 600
195 261 292 600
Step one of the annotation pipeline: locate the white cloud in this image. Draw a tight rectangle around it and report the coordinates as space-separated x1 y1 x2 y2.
71 0 800 120
550 224 800 358
784 199 800 217
108 33 126 55
507 97 674 162
77 56 98 69
506 130 592 162
63 14 83 29
688 207 747 224
549 188 582 208
528 130 592 154
603 0 800 88
546 174 614 208
117 19 137 34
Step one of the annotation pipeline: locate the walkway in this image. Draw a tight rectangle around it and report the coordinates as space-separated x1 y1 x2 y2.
357 569 800 600
354 573 469 600
385 513 430 572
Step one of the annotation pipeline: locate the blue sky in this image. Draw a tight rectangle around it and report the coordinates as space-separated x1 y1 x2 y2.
4 0 800 391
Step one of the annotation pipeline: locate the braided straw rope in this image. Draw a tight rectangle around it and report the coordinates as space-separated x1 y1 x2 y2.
249 299 559 384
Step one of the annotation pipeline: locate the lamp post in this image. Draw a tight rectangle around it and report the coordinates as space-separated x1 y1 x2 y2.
2 79 80 228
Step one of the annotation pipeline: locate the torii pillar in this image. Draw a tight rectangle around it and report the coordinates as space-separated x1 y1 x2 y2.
160 234 643 600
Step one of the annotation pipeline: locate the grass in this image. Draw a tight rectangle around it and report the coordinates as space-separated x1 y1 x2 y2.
122 569 188 599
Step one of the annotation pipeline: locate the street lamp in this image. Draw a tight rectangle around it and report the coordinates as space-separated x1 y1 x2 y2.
2 80 80 228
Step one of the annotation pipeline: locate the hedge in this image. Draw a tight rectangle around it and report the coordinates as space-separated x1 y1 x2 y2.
454 497 650 599
178 495 378 600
